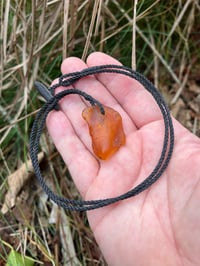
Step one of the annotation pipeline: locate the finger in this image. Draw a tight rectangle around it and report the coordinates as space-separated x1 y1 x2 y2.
61 57 118 106
61 57 136 130
49 77 90 151
46 109 100 197
51 59 95 157
46 76 100 197
86 52 162 128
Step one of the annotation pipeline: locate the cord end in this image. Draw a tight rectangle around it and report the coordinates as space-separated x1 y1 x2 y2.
34 81 59 111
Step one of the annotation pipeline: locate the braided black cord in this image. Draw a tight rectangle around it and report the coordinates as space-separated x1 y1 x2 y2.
30 65 174 211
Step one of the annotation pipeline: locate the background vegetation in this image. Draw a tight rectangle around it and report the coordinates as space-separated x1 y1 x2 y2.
0 0 200 265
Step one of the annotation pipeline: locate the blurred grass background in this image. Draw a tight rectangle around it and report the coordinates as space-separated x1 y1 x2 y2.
0 0 200 265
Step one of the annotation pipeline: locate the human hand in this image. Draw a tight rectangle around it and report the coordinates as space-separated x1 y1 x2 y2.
47 52 200 266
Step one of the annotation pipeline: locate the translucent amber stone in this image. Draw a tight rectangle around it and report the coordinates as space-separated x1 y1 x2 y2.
82 105 126 160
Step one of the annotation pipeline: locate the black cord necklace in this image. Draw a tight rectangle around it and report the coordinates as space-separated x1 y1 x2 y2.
30 64 174 211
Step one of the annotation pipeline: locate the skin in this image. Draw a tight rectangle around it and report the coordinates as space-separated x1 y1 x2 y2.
46 52 200 266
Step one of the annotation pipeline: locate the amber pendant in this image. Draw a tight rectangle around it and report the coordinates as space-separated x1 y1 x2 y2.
82 105 126 160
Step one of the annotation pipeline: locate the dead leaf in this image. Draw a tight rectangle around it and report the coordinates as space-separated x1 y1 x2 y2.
1 152 44 214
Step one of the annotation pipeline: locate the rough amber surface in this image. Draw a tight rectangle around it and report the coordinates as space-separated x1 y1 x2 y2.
82 105 126 160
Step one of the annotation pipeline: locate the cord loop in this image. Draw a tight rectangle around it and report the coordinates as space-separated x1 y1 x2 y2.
30 64 174 211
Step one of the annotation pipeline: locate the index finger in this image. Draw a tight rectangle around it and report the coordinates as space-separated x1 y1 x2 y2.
86 52 162 129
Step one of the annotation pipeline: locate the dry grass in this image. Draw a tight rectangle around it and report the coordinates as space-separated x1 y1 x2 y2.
0 0 200 265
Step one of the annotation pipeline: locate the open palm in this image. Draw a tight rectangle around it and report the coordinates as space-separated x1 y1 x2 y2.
47 52 200 266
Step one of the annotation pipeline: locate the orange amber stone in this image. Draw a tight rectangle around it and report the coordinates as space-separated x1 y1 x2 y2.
82 105 126 160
